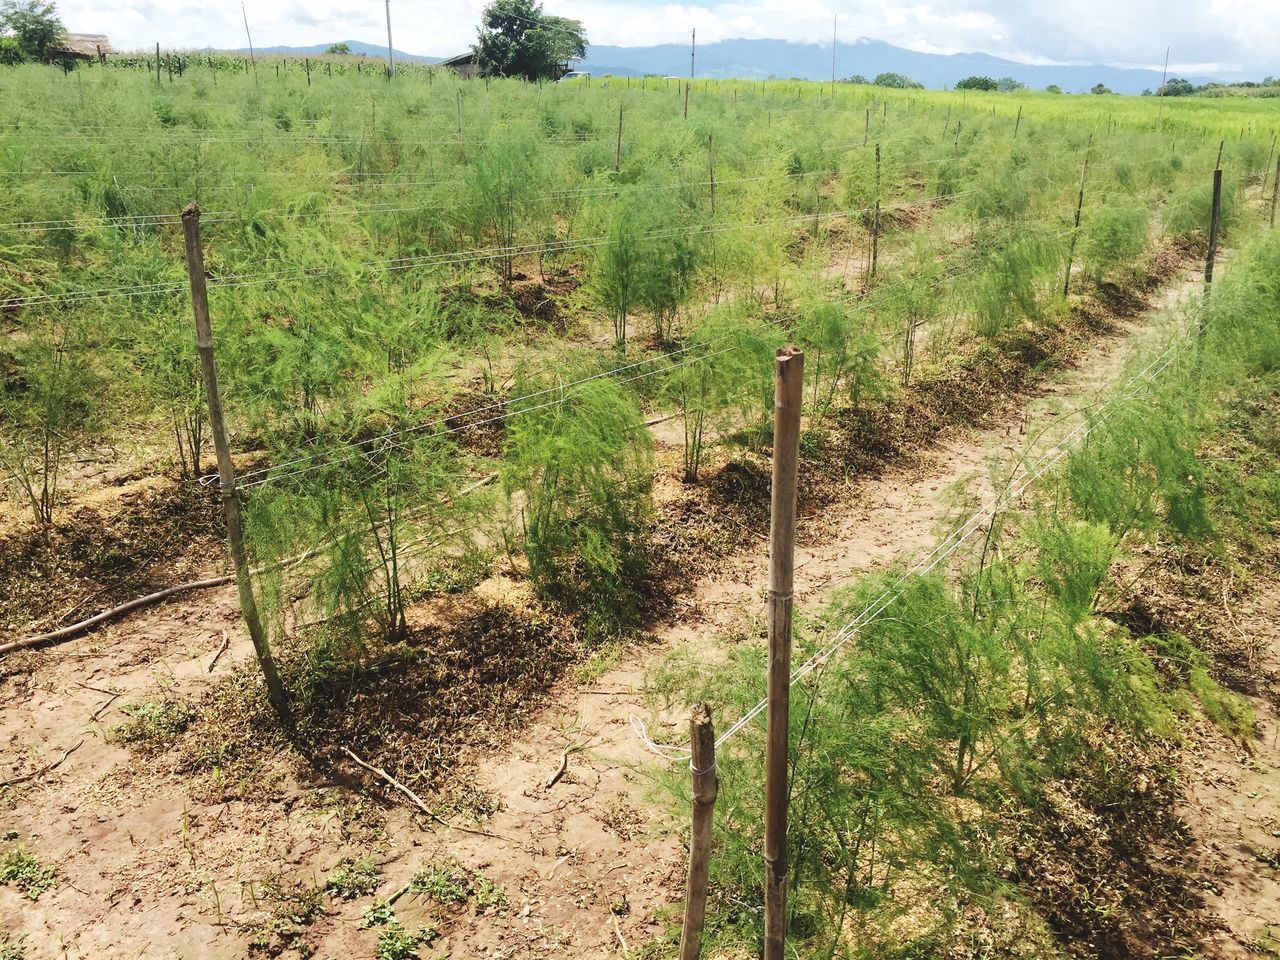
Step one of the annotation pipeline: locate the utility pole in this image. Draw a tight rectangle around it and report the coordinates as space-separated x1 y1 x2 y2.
385 0 396 78
763 347 803 960
690 28 696 79
180 205 289 721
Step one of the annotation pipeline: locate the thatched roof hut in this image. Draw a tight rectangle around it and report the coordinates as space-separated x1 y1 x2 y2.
50 33 114 60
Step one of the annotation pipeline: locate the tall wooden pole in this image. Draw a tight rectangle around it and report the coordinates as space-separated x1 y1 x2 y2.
155 42 161 87
1156 46 1169 130
678 704 718 960
1063 157 1089 297
241 2 257 83
181 205 289 721
763 347 803 960
384 0 396 77
690 28 696 79
1204 167 1222 288
830 15 837 99
1013 104 1022 139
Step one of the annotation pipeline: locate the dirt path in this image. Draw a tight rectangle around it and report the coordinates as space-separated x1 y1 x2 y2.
0 265 1209 959
1184 582 1280 958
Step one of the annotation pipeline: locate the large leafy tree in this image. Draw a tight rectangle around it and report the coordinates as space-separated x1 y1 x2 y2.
0 0 63 62
474 0 586 82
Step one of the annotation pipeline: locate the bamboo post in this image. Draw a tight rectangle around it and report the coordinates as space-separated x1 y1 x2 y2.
1204 167 1222 288
763 347 803 960
1265 134 1276 197
1271 157 1279 229
708 133 715 214
615 103 623 171
180 204 290 721
678 704 718 960
870 142 881 281
1063 157 1089 297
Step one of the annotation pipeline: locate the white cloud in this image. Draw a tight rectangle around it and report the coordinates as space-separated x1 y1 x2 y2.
53 0 1280 76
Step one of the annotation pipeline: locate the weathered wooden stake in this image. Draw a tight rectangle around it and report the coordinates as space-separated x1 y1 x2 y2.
1063 157 1089 297
181 205 290 721
708 133 715 214
1013 104 1022 138
1264 134 1276 196
870 142 881 281
684 81 690 120
1215 139 1225 171
763 347 803 960
678 704 718 960
155 42 161 86
1205 167 1223 288
615 103 623 171
1271 157 1279 229
863 107 869 146
304 57 310 85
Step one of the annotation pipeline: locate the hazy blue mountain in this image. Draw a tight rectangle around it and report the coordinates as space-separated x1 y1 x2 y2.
578 37 1226 95
230 40 440 64
232 36 1231 94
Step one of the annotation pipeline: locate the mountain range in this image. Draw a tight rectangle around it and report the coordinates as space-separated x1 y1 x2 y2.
233 37 1227 96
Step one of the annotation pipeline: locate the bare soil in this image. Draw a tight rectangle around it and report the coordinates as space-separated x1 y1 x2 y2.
1 253 1230 959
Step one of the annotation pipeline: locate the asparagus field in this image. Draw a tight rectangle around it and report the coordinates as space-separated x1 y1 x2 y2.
3 59 1280 960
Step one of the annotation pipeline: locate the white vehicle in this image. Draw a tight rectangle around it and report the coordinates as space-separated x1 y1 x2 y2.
558 71 591 82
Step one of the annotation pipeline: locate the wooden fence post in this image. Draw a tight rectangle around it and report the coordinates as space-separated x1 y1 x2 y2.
763 347 803 960
1013 104 1022 138
678 704 718 960
1063 157 1089 297
181 204 290 721
1270 157 1280 230
708 133 715 214
870 142 881 281
615 103 623 172
1204 167 1223 288
155 42 161 86
684 81 690 120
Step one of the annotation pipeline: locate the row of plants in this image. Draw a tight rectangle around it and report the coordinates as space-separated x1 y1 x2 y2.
642 228 1280 958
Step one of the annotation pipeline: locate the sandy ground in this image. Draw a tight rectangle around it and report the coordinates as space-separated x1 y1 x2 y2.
3 260 1259 960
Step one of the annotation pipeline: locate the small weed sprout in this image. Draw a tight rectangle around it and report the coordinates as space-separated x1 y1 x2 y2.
0 847 55 901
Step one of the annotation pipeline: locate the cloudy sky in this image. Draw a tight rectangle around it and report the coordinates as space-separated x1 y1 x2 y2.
61 0 1278 76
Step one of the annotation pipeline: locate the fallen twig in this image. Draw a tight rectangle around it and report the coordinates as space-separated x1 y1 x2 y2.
545 742 588 790
207 632 231 673
341 747 516 843
612 914 630 957
1 577 234 656
1 738 84 787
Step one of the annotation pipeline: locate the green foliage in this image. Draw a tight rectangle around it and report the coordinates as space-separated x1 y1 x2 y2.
325 43 350 55
110 698 196 746
0 934 25 960
1091 84 1113 95
324 857 380 900
501 374 652 627
0 0 62 62
971 225 1061 336
375 922 436 960
1081 195 1150 284
873 72 921 90
474 0 586 81
0 846 55 900
955 76 998 91
0 314 108 525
